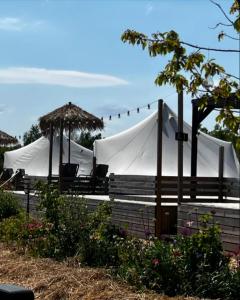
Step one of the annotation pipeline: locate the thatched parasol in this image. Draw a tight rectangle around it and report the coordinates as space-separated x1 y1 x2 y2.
0 130 18 146
39 102 104 181
39 102 104 134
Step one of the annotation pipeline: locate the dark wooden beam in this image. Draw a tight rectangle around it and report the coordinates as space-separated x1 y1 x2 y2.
59 120 63 192
155 99 163 237
191 104 198 177
178 90 184 204
48 123 53 184
192 94 240 109
68 123 71 164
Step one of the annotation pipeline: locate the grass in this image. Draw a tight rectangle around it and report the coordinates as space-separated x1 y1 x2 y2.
0 243 204 300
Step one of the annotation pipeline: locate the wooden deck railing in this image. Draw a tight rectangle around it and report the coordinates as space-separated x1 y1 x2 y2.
109 174 240 203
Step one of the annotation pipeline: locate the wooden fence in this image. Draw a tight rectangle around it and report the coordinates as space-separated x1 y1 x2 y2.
178 204 240 253
109 174 239 202
11 172 240 251
109 173 240 251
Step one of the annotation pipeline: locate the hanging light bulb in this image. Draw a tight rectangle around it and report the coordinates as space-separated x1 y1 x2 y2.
109 115 112 120
118 113 121 118
101 117 103 122
147 104 150 109
127 111 130 116
137 108 140 113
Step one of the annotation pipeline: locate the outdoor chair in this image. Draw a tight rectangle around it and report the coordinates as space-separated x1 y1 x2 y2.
12 168 25 190
90 164 109 194
0 168 13 181
60 163 79 192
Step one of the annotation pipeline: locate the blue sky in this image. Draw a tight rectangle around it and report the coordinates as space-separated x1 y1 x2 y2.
0 0 238 141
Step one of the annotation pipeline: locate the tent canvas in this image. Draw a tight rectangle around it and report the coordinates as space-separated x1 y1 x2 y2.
94 103 239 177
4 136 93 176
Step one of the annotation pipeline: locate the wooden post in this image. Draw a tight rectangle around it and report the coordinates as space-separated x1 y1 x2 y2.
191 103 198 177
178 90 184 204
218 146 224 201
92 156 97 194
156 99 163 237
68 123 71 164
48 123 53 184
59 120 63 192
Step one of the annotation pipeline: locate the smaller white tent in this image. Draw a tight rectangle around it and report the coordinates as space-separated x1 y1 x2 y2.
4 135 93 176
94 103 239 177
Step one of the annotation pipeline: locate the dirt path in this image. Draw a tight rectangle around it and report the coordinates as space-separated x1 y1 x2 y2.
0 244 200 300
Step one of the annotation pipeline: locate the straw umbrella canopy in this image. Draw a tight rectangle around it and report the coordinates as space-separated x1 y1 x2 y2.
0 130 18 146
39 102 104 135
39 102 104 180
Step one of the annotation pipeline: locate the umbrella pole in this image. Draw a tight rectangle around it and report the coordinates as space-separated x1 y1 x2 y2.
48 123 53 184
59 120 63 193
68 123 71 164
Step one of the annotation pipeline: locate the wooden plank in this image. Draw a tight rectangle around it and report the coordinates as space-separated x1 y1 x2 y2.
110 175 156 182
110 194 156 203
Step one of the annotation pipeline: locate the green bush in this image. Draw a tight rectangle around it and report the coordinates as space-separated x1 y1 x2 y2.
34 182 123 263
1 183 240 299
0 190 22 221
0 211 27 244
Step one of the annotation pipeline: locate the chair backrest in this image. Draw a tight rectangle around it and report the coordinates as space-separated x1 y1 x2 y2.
61 163 79 177
1 168 13 181
95 164 108 178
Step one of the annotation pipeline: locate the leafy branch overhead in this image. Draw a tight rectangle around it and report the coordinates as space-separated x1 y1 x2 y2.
121 0 240 138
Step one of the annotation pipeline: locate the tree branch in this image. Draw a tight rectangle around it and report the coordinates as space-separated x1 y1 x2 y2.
138 36 240 53
180 40 240 52
209 22 233 29
210 0 234 26
222 33 240 41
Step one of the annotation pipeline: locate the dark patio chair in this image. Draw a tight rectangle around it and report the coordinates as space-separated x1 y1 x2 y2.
0 168 13 181
60 163 79 192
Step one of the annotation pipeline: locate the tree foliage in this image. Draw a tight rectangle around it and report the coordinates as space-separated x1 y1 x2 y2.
121 0 240 148
23 124 42 146
200 124 240 159
74 131 102 150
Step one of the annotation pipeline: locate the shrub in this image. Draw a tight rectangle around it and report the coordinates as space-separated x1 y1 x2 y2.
34 182 123 263
0 190 22 221
0 211 27 244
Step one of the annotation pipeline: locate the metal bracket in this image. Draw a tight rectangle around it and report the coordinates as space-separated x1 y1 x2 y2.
175 132 188 142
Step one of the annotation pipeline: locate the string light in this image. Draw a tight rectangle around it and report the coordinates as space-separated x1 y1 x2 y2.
99 92 177 122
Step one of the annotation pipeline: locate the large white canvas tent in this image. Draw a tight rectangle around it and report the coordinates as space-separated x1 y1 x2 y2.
4 135 93 176
94 103 239 177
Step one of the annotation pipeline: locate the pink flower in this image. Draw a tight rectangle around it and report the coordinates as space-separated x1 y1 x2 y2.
186 221 194 227
152 258 160 266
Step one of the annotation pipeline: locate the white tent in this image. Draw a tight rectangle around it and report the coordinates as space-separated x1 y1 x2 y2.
4 135 93 176
94 103 239 177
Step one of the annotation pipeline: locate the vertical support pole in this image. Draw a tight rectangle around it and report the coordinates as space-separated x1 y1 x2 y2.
156 99 163 237
68 123 71 164
92 156 97 194
178 90 184 204
59 120 63 193
26 179 30 218
218 146 224 201
48 123 53 184
191 103 198 177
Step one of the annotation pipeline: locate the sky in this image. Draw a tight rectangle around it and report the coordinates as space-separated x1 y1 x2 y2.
0 0 238 141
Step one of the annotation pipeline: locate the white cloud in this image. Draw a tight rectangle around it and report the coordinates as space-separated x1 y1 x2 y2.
0 105 5 114
0 67 128 88
146 3 154 15
0 17 44 31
